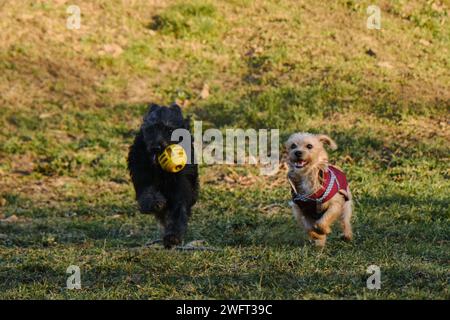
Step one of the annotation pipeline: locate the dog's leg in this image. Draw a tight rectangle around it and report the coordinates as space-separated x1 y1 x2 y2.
313 236 327 247
314 200 343 236
305 217 327 247
162 178 194 248
137 186 167 214
291 202 326 246
143 215 166 247
291 202 314 234
290 202 304 226
307 225 327 247
163 203 189 248
341 199 353 241
139 189 168 247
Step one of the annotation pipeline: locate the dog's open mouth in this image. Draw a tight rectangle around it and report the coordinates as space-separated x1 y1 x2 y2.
293 160 308 169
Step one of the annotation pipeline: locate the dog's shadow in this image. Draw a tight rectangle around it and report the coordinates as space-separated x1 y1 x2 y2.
0 194 305 249
1 190 446 250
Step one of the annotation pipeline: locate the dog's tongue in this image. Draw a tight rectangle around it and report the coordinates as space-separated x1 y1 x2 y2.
296 160 307 167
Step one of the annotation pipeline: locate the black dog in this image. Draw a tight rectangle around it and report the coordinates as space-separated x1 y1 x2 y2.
127 103 199 248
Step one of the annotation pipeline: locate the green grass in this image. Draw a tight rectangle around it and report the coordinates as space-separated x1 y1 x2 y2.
0 0 449 299
148 1 224 39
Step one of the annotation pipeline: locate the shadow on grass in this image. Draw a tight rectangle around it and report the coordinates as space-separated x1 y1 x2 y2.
0 258 447 298
0 264 65 292
153 265 448 298
1 189 448 250
0 190 448 297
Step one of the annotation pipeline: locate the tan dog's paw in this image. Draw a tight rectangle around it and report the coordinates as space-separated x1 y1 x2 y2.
341 233 353 242
313 222 331 235
308 230 325 240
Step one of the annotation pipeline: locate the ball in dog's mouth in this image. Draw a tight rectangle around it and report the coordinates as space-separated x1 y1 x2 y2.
293 160 308 169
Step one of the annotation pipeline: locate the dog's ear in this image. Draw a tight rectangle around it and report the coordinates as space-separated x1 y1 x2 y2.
143 103 160 121
317 134 337 150
148 103 160 113
169 103 182 113
284 138 292 149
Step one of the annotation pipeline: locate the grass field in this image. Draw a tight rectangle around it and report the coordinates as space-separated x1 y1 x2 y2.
0 0 449 299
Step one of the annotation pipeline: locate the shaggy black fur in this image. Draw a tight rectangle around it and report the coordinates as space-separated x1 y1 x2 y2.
127 103 199 248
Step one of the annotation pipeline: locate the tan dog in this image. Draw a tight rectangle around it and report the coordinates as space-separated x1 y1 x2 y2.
285 133 353 247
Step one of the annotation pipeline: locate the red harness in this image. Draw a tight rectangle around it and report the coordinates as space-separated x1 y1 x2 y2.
290 166 349 219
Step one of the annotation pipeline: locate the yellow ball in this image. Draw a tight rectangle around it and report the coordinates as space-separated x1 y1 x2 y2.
158 144 187 173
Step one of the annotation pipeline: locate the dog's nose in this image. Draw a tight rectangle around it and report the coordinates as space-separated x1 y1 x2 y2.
294 150 302 158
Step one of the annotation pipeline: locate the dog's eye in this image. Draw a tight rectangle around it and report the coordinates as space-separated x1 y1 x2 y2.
306 144 313 149
290 143 296 149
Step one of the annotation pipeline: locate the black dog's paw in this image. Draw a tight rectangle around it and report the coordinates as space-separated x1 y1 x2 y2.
152 192 167 211
163 233 182 249
138 192 167 213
